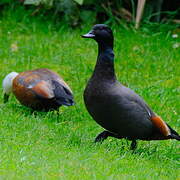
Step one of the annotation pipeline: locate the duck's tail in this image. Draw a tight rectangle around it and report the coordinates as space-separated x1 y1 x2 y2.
167 124 180 141
169 134 180 141
150 116 180 141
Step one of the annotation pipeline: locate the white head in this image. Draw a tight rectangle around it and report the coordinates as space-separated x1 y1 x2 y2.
2 72 19 102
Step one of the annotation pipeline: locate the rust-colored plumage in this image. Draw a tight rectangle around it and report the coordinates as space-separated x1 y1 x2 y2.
150 116 171 137
11 68 74 111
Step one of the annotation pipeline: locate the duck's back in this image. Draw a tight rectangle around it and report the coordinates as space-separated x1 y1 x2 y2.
13 68 73 110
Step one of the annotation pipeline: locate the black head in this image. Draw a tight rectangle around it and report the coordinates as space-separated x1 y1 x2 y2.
82 24 113 47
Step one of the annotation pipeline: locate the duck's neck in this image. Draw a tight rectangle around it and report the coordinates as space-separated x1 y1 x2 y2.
92 42 116 81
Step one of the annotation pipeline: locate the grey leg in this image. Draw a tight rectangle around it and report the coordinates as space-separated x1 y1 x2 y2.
95 130 122 143
130 140 137 150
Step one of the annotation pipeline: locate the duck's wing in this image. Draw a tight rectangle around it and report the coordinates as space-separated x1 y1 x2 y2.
31 79 74 106
31 80 55 99
13 71 55 100
119 83 179 139
34 68 74 94
22 69 74 106
51 80 74 106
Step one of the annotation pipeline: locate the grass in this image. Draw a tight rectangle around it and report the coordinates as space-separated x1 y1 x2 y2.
0 6 180 179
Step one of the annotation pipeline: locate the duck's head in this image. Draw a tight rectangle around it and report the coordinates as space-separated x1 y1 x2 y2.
82 24 113 47
2 72 19 103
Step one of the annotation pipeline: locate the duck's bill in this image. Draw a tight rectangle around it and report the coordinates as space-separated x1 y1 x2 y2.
3 93 9 103
81 31 95 38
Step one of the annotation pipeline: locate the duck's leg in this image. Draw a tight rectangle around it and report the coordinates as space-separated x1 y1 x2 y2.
95 130 122 143
130 140 137 150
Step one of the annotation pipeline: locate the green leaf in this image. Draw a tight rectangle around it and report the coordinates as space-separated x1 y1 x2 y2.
73 0 83 5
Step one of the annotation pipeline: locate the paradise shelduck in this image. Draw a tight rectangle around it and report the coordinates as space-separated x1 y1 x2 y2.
82 24 180 149
2 68 74 111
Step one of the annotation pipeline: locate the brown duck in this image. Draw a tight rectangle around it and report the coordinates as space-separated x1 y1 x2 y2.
82 24 179 149
2 68 74 111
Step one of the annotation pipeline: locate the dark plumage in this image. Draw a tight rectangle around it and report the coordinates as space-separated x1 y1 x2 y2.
82 24 179 149
3 68 74 111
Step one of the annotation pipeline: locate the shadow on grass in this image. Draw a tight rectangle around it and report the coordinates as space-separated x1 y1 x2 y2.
0 101 76 123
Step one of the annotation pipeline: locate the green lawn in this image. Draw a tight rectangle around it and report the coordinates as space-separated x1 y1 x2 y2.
0 8 179 179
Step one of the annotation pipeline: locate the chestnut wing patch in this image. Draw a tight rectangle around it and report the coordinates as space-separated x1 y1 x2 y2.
150 116 171 136
31 80 54 99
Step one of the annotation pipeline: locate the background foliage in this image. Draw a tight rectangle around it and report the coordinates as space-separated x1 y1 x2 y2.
0 0 179 26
